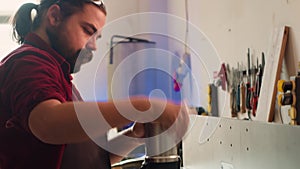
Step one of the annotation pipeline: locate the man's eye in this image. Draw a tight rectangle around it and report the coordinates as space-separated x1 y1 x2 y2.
84 27 94 35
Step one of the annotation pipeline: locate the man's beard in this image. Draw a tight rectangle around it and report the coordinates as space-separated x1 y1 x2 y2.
46 28 94 74
73 48 93 73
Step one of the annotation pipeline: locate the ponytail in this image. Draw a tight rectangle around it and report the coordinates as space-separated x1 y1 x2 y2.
12 3 38 44
11 0 107 44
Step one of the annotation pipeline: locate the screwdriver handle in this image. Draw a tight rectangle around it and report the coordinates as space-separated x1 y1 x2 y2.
236 84 241 112
246 82 252 110
252 95 258 116
240 83 246 113
230 90 237 117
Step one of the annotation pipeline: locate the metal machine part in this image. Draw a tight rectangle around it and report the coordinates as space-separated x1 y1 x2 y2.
140 160 180 169
111 122 181 169
111 157 144 169
140 123 181 169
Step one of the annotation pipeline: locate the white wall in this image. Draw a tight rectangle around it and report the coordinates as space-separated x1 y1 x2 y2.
0 24 19 58
168 0 300 74
0 0 38 60
167 0 300 120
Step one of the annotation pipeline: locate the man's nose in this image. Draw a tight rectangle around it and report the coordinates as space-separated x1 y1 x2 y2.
86 36 97 51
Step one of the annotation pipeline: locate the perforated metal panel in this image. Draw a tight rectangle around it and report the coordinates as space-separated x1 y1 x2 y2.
183 115 300 169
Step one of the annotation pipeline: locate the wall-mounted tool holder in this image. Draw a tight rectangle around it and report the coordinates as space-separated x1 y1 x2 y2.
210 49 265 120
277 76 300 125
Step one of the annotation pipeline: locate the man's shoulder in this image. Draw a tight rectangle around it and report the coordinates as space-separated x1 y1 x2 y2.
1 44 59 66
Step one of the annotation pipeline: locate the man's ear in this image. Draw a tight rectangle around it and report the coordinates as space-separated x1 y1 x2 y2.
47 4 62 26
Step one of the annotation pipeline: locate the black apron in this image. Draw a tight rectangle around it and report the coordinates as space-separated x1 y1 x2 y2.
60 87 111 169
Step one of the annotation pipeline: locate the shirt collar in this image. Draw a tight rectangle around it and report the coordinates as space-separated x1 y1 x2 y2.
23 33 71 75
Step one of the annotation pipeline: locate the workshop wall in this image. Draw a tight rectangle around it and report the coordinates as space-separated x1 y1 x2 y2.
167 0 300 119
168 0 300 74
0 24 17 58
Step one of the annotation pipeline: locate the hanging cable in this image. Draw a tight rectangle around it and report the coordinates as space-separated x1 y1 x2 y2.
173 0 192 93
184 0 190 54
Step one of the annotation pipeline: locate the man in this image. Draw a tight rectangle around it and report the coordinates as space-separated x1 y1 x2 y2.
0 0 190 169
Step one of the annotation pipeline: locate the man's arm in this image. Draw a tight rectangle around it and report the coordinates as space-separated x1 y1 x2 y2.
28 97 183 145
107 123 145 164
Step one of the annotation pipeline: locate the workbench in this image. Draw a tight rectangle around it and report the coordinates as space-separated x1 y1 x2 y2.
182 115 300 169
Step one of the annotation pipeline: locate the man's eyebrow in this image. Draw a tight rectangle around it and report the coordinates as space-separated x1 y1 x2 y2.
83 22 98 34
84 22 102 39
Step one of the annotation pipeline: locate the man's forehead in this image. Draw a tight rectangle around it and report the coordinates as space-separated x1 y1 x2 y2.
81 3 106 29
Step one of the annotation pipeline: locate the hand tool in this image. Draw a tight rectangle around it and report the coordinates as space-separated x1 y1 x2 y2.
252 95 258 116
256 59 264 97
227 65 238 117
226 64 231 92
217 63 228 91
246 48 252 111
230 87 237 117
288 107 297 125
252 52 265 117
251 64 258 116
240 65 247 113
278 92 296 106
236 83 241 113
261 52 265 73
277 79 295 93
240 81 246 113
235 63 241 113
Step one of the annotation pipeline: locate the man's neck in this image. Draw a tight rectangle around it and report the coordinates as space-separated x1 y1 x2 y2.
33 28 51 46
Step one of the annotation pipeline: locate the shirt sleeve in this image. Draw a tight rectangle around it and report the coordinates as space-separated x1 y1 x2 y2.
2 54 70 133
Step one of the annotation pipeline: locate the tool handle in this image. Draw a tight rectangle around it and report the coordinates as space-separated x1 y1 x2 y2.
240 83 246 113
278 92 296 106
230 88 237 118
236 84 241 112
246 82 252 110
252 95 258 116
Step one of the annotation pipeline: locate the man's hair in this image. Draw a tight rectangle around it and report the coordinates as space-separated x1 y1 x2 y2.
12 0 107 44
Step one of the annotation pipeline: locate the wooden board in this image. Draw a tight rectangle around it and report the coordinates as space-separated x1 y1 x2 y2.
255 26 289 122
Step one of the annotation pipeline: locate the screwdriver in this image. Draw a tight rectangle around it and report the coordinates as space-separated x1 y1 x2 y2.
278 92 296 106
240 81 246 113
246 48 252 110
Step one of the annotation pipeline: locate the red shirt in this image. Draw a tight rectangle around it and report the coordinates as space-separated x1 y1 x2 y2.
0 33 74 169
